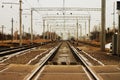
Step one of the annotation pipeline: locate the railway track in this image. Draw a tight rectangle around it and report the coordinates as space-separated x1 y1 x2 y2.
0 42 48 57
25 41 101 80
69 43 101 80
0 41 119 80
25 43 62 80
0 42 55 64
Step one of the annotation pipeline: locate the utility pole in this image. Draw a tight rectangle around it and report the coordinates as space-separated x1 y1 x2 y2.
101 0 106 51
11 18 14 41
19 0 22 46
31 9 33 44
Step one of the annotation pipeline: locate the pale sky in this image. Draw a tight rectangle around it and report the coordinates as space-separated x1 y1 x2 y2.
0 0 119 36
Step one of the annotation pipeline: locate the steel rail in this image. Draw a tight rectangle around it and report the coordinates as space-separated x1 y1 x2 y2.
68 42 102 80
0 43 42 57
25 43 61 80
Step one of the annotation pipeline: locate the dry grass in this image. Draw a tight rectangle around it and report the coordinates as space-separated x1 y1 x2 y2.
77 43 120 65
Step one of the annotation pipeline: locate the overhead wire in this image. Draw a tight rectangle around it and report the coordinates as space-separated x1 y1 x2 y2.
1 0 19 17
0 0 41 25
23 0 42 19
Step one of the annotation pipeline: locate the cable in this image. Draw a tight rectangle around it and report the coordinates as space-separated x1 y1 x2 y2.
23 0 41 17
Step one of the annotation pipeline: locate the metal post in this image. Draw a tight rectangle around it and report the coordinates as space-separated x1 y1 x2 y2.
47 24 49 39
23 24 25 40
76 19 79 41
88 16 91 36
52 30 54 40
101 0 106 51
117 11 120 55
43 19 45 39
50 26 52 40
113 2 115 33
54 32 56 40
79 24 82 39
19 0 22 46
11 18 14 41
118 14 120 33
28 27 30 39
63 0 65 40
51 28 53 40
31 9 33 44
68 30 70 40
85 21 87 36
1 25 4 43
2 26 3 42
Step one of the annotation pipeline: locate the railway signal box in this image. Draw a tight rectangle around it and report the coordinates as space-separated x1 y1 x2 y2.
112 34 120 56
117 1 120 10
117 34 120 56
112 34 117 55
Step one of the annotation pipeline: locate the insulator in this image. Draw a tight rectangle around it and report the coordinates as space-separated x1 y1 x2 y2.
10 5 12 8
2 5 4 8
